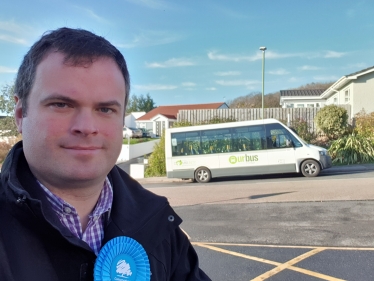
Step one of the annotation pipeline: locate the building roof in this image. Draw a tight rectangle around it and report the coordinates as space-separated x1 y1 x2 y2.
280 89 326 97
321 65 374 99
137 102 227 121
346 65 374 77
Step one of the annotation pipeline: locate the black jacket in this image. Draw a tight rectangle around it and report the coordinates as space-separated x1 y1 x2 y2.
0 142 210 281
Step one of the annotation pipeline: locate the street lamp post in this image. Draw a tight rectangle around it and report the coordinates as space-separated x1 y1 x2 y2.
259 46 267 119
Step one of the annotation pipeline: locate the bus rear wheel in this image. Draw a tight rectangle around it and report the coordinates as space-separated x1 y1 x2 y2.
195 167 211 183
301 160 320 177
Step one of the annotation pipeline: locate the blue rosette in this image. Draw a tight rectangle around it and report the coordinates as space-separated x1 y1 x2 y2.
94 237 150 281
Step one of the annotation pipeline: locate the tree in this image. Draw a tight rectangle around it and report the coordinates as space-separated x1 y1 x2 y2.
227 92 262 108
144 132 166 177
227 92 281 109
315 105 348 139
127 93 156 113
0 82 18 136
227 81 333 109
292 81 334 90
354 109 374 143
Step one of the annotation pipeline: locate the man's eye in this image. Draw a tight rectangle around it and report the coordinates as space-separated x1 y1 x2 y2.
99 108 115 114
52 103 68 108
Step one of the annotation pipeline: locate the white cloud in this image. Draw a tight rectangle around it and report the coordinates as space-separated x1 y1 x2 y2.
214 71 241 76
146 58 195 68
206 87 217 91
343 63 367 69
117 30 183 48
208 49 348 62
208 50 304 62
0 66 17 73
288 77 299 82
208 51 254 62
324 51 347 58
181 82 196 87
0 34 27 45
72 6 108 23
133 84 178 91
313 75 339 81
269 69 289 75
212 4 247 19
0 21 35 45
215 80 258 88
299 65 321 71
125 0 171 10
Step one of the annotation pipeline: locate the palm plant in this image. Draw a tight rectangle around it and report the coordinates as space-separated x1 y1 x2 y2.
328 133 374 164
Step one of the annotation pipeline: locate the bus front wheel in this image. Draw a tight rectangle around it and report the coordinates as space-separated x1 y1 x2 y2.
301 160 320 177
195 167 211 183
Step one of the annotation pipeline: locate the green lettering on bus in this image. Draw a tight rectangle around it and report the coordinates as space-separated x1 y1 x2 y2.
229 156 237 164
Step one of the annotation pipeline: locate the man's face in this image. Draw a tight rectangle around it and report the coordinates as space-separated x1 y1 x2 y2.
15 52 126 189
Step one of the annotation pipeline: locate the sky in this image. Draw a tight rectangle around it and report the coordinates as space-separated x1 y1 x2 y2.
1 0 374 107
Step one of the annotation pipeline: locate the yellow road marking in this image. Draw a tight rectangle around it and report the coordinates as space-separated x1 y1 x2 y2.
250 248 344 281
193 242 279 266
195 242 374 251
180 227 191 240
194 243 346 281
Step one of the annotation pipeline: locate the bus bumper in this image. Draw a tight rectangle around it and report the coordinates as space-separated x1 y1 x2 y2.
320 155 332 169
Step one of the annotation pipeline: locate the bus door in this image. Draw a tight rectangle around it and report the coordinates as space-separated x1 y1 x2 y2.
265 123 297 173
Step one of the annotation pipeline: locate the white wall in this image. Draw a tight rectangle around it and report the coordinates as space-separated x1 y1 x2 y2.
352 72 374 114
116 139 160 163
124 112 146 128
281 99 323 108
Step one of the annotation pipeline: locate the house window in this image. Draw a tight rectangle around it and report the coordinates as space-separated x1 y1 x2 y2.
286 104 294 108
345 90 350 103
316 103 320 107
307 104 314 108
296 104 304 108
334 97 337 104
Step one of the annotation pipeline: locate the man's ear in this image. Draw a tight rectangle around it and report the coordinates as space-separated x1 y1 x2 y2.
14 96 23 134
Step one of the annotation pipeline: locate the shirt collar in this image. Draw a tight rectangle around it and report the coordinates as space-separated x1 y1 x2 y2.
38 178 113 218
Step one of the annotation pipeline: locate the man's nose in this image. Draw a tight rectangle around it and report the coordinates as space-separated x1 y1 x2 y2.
70 109 98 136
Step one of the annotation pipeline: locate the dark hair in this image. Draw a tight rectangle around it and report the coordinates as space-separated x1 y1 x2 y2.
14 27 130 116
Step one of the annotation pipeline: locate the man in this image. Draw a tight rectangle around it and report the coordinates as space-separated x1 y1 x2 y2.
0 27 210 281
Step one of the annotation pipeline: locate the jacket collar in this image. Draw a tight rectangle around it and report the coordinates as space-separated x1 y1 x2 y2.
1 142 182 253
104 167 182 252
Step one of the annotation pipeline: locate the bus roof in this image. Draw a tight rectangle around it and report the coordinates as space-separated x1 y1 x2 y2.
166 118 282 133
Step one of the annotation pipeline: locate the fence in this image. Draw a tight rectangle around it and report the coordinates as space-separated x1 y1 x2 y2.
177 105 351 133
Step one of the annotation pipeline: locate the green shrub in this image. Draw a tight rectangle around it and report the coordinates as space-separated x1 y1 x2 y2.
309 136 331 149
172 121 193 128
0 142 13 164
354 109 374 142
328 133 374 165
202 115 236 124
288 118 316 143
144 133 166 177
315 105 348 139
0 135 22 165
123 138 153 145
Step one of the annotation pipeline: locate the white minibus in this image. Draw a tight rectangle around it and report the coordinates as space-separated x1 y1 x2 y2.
164 119 332 183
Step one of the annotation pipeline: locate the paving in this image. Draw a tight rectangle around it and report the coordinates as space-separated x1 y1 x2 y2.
116 161 374 280
117 160 374 185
